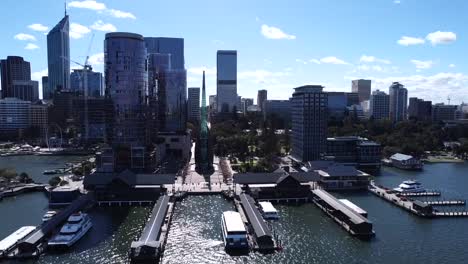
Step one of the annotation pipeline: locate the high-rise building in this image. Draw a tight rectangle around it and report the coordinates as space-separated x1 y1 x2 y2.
42 76 51 100
389 82 408 122
327 92 347 119
346 92 360 106
408 97 432 121
209 95 216 109
105 32 148 145
241 98 254 113
257 89 268 112
432 103 457 122
11 80 39 101
47 14 70 92
216 50 237 113
0 56 32 99
144 37 184 70
352 79 371 103
0 98 30 138
158 69 187 132
236 95 242 112
70 68 103 97
188 87 200 123
264 99 291 126
369 89 390 120
291 85 328 161
72 97 114 143
30 101 50 142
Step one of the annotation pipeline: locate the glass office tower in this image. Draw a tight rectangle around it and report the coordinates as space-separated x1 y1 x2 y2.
47 15 70 93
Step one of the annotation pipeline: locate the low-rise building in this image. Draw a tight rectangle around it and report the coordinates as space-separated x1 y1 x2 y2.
325 137 381 172
315 164 370 190
389 153 423 170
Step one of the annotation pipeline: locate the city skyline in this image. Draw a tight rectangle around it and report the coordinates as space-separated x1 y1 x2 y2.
0 0 467 103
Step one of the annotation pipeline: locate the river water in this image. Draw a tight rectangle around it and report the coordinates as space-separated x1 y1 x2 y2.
1 156 468 263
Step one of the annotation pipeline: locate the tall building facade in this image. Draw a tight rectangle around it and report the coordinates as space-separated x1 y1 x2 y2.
42 76 51 100
144 37 184 70
291 85 328 161
369 90 390 120
264 99 291 125
241 98 254 113
105 32 148 145
346 92 360 106
47 14 70 93
389 82 408 122
216 50 237 113
188 87 201 123
0 98 30 137
432 104 457 122
257 89 268 112
352 79 371 103
11 80 39 101
0 56 32 99
408 97 432 121
70 68 103 97
327 92 347 119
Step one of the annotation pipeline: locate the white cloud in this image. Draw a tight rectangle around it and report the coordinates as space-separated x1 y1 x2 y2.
394 0 401 4
90 20 116 32
28 23 48 32
107 9 136 19
426 31 456 45
25 43 39 50
88 53 104 66
309 59 321 64
360 55 391 64
320 56 349 65
70 23 91 39
371 72 468 103
397 36 425 46
68 0 106 10
411 59 434 70
188 66 216 75
14 33 36 41
449 64 456 68
261 24 296 40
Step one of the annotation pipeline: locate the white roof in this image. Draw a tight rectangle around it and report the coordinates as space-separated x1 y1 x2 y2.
339 199 367 215
222 211 246 233
258 202 278 213
390 153 413 161
0 226 36 251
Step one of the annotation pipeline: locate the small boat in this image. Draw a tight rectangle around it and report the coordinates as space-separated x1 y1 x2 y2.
258 202 279 220
43 169 65 175
42 211 58 222
48 212 92 249
221 211 248 249
393 180 425 193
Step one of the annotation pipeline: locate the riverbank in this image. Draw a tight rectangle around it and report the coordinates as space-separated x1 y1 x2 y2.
423 155 465 163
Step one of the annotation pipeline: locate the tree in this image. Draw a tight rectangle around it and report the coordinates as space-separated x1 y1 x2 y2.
0 169 17 183
18 172 33 183
49 176 61 187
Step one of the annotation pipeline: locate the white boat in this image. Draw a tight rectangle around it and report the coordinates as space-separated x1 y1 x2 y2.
393 180 425 193
48 212 92 248
42 210 58 223
258 202 279 220
221 211 248 249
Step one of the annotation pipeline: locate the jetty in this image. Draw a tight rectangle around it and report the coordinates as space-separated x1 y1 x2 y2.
368 182 468 218
0 184 47 200
130 195 174 263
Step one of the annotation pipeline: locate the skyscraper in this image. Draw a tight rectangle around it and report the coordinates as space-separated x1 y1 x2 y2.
291 85 328 161
105 32 148 145
241 98 254 113
188 87 200 123
389 82 408 122
257 89 268 112
42 76 51 100
47 14 70 93
408 97 432 121
216 50 237 113
70 68 103 97
352 79 371 103
369 90 390 120
0 56 32 99
144 37 184 70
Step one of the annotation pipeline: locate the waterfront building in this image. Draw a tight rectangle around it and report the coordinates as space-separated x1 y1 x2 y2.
47 14 70 92
72 97 114 143
0 98 30 139
346 92 360 106
264 99 291 126
352 79 371 103
241 98 254 114
432 103 457 122
10 80 39 102
42 76 51 100
390 153 423 170
327 92 347 120
216 50 237 113
325 136 381 172
105 32 148 145
389 82 408 122
188 87 200 123
291 85 328 162
369 89 390 120
70 68 103 97
30 100 50 142
408 97 432 121
316 164 370 190
257 89 268 112
0 56 32 99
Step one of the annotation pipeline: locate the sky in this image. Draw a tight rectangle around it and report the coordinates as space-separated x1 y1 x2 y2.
1 0 467 104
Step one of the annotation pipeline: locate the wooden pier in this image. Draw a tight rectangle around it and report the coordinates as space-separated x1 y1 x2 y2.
399 191 441 197
425 200 465 206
